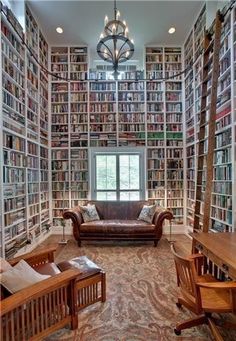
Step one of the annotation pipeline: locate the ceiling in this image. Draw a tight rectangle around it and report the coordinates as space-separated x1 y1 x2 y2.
27 0 205 65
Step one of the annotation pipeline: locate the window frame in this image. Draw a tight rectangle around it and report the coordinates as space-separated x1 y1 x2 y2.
89 147 146 201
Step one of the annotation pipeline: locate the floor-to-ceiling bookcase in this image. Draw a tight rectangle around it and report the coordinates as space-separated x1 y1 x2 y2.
0 5 50 258
184 4 236 233
146 47 184 227
1 2 235 258
51 46 89 227
184 6 206 232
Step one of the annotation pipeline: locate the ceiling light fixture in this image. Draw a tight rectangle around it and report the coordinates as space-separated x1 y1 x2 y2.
97 0 134 79
168 27 176 34
56 27 63 34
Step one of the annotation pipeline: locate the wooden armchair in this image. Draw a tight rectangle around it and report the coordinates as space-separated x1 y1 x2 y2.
1 247 80 341
171 244 236 341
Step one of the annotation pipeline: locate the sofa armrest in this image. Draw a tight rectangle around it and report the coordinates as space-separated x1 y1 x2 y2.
9 245 57 267
63 207 83 242
153 208 173 239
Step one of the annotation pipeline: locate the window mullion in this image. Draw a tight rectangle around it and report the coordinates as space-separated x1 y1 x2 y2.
117 154 120 200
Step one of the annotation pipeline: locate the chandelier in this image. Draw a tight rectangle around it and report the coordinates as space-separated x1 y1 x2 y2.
97 0 134 79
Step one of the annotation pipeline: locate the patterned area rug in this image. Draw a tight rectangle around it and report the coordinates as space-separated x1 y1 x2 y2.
45 238 236 341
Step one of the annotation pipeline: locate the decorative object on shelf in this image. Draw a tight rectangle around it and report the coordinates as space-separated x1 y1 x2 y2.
97 0 134 79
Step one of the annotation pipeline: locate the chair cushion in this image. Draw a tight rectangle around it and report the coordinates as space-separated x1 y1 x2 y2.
58 256 101 279
80 219 155 234
0 258 12 273
34 262 61 276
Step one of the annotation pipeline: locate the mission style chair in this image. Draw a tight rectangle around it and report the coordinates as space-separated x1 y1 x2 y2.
171 244 236 341
1 246 106 340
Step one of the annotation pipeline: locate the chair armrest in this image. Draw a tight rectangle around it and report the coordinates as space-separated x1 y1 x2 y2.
0 268 81 316
8 245 57 267
197 281 236 313
63 207 83 242
153 208 173 239
188 253 204 260
196 281 236 289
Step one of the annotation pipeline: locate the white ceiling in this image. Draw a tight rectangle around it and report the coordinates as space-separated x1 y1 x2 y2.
27 0 205 65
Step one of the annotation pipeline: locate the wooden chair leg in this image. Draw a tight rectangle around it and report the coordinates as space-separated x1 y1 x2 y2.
101 271 106 302
207 318 224 341
71 315 78 330
175 315 207 333
70 279 78 330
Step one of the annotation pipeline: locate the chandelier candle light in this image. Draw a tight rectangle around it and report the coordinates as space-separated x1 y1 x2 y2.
97 0 134 79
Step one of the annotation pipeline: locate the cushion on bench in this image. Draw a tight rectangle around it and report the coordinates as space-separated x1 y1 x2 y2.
34 262 61 276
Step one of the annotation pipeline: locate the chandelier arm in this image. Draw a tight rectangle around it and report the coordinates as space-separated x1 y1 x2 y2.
101 42 114 59
119 48 133 60
117 39 129 58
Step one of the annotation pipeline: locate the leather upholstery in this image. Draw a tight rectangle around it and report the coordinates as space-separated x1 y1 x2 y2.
34 262 61 276
58 256 102 280
89 201 149 220
63 201 173 246
80 220 155 234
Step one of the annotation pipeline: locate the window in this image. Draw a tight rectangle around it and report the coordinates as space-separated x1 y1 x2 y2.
90 148 146 200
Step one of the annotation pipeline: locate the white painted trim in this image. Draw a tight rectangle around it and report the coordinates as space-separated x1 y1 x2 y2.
89 146 146 200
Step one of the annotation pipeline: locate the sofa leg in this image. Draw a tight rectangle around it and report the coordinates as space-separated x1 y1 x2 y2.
154 240 158 247
77 240 81 247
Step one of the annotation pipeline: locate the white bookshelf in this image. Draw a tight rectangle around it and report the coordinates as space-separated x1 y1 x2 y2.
0 5 50 258
50 46 89 227
1 2 235 259
145 46 184 228
183 4 235 233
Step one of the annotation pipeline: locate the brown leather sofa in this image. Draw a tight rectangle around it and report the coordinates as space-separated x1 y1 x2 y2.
63 201 173 247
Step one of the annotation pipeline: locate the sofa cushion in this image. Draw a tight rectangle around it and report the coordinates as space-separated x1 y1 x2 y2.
80 220 155 234
34 262 61 276
79 204 100 222
138 204 156 223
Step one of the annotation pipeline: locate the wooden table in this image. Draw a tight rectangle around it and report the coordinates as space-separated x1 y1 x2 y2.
191 232 236 280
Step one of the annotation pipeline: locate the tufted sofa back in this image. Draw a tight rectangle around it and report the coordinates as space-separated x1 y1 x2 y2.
88 201 150 220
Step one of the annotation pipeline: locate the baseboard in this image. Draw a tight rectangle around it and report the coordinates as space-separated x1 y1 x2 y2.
52 224 73 235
